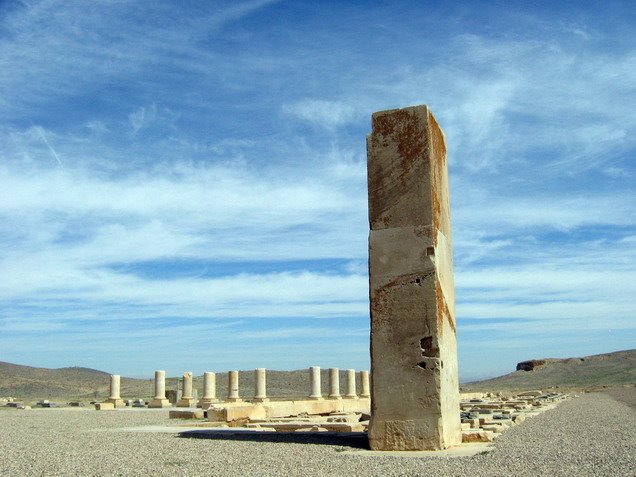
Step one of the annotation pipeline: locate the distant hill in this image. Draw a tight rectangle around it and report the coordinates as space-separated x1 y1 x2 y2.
0 361 154 400
463 349 636 392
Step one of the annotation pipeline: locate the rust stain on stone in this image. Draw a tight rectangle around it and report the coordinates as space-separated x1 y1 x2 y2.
435 280 456 335
372 109 428 188
428 111 449 243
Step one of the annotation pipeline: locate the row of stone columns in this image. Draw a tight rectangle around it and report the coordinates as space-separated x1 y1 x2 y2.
310 367 370 400
110 367 370 408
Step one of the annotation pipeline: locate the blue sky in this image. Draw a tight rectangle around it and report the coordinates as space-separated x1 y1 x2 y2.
0 0 634 381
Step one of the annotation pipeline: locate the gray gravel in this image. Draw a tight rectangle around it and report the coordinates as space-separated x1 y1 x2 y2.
0 390 634 476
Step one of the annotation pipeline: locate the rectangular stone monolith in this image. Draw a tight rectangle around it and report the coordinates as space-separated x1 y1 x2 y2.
366 104 461 451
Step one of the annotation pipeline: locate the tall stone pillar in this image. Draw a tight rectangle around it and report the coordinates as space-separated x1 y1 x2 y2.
360 370 371 399
105 374 124 407
308 366 323 400
328 368 341 400
253 368 269 403
149 370 171 408
367 105 461 450
344 369 358 399
227 370 242 403
177 372 196 407
198 372 219 408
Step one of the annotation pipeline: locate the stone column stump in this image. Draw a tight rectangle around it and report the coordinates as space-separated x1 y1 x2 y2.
149 370 171 408
105 374 124 407
198 372 219 408
177 372 196 407
328 368 341 400
226 370 242 403
253 368 269 403
308 366 323 400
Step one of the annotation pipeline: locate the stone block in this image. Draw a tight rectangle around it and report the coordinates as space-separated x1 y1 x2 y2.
148 398 171 408
367 105 460 451
169 410 204 419
95 402 115 411
176 397 197 408
105 398 125 408
208 404 267 422
512 414 526 424
462 430 495 443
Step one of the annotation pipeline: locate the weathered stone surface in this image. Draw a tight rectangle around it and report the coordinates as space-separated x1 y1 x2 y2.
206 398 370 422
308 366 323 400
253 368 269 403
359 370 370 399
367 105 461 451
199 372 219 408
328 368 341 400
177 372 196 407
149 370 171 408
227 371 242 403
208 404 267 422
344 369 358 399
105 374 125 407
169 409 205 419
462 430 495 443
95 402 115 411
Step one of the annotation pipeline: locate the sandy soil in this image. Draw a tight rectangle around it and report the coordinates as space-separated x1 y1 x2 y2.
0 389 634 476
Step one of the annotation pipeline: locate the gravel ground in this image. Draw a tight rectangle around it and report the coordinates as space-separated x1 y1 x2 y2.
0 390 634 477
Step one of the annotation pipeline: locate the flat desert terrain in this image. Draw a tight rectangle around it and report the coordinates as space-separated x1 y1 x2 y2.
0 388 634 477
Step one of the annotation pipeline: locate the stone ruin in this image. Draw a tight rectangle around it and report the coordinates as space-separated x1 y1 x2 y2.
88 367 567 444
367 105 461 450
4 104 571 450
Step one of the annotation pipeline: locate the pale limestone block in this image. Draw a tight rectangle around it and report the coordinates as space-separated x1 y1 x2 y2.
95 402 115 411
367 105 461 451
207 404 267 422
203 397 371 422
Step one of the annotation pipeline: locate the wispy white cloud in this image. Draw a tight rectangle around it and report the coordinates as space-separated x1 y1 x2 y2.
128 104 157 134
283 99 359 129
